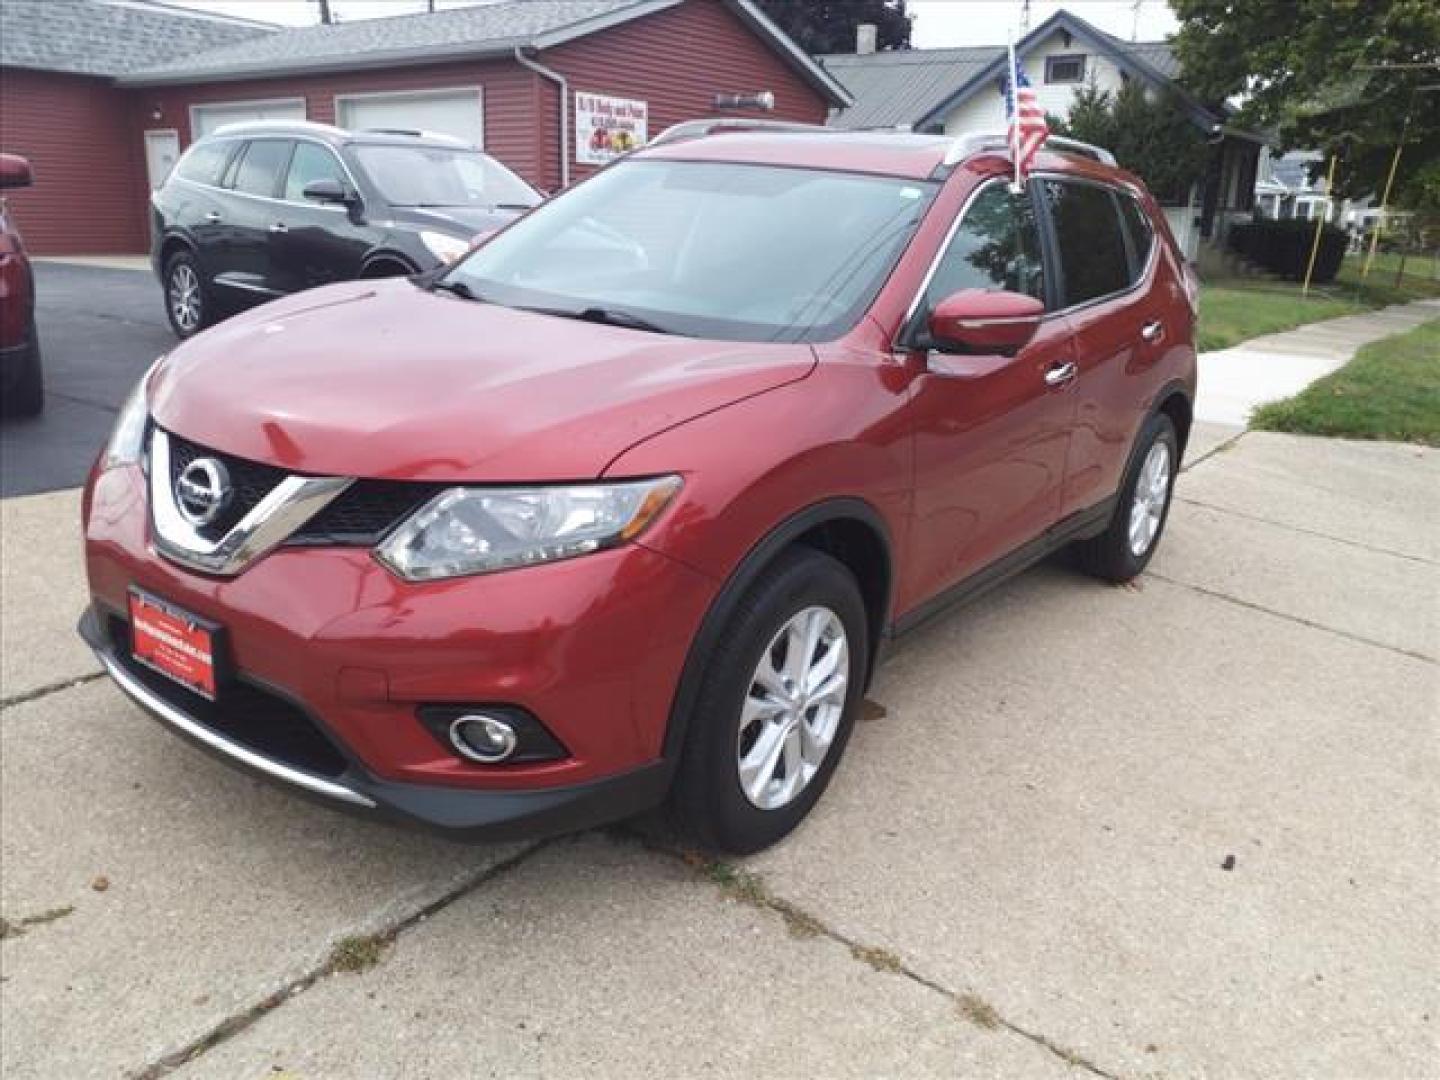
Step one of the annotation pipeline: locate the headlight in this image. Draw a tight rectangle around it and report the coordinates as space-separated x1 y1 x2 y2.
375 476 682 581
420 230 471 264
101 360 159 470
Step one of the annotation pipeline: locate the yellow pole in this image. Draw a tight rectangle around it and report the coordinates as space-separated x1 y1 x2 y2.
1302 152 1339 298
1361 140 1404 281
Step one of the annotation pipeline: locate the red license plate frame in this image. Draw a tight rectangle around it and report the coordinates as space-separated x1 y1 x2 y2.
127 588 225 701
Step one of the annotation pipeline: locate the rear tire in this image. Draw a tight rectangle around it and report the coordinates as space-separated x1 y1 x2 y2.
2 318 43 419
163 251 213 339
671 547 868 855
1071 412 1178 582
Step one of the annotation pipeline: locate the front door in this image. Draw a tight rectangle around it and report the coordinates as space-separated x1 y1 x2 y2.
269 141 371 294
903 178 1077 608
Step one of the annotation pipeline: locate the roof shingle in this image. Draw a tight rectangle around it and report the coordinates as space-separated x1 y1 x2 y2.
0 0 274 78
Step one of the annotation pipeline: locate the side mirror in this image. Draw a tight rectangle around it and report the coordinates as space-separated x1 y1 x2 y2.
302 178 354 205
927 289 1044 354
0 154 33 190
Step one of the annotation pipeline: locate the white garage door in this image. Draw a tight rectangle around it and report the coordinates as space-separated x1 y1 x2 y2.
191 99 307 138
337 89 484 147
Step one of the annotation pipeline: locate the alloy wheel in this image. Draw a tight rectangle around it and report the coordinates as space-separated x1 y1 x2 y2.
169 264 202 333
736 605 849 810
1128 439 1172 556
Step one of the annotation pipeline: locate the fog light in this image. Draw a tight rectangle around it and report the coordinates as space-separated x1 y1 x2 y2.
449 714 519 764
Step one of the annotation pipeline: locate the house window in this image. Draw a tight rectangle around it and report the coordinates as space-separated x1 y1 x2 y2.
1045 55 1086 84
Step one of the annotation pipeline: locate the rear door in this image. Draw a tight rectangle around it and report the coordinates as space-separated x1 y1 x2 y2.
270 140 371 293
1039 178 1161 519
904 177 1078 602
213 138 294 301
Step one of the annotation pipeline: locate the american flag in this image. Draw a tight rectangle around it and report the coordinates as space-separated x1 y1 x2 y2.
1004 46 1049 185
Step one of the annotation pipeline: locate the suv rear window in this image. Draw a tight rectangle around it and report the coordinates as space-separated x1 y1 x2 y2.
174 141 233 186
228 139 292 198
1043 180 1130 305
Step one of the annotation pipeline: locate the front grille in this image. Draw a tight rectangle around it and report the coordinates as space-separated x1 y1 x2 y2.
160 429 440 547
106 615 349 779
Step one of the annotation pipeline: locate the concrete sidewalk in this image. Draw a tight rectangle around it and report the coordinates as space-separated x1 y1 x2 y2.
2 432 1436 1079
1195 298 1440 426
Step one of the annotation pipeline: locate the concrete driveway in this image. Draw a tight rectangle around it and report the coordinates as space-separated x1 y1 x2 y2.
3 427 1435 1079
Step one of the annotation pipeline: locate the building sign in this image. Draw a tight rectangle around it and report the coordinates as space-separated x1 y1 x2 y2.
575 92 648 165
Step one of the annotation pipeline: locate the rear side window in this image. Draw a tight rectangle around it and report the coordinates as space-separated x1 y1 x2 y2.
174 141 233 186
1118 194 1155 279
228 139 292 198
1043 180 1130 305
920 182 1045 313
284 142 346 202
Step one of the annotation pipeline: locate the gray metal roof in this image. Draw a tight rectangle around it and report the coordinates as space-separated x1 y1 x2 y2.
819 47 996 130
0 0 274 78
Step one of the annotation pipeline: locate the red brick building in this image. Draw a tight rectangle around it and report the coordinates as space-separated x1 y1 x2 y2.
0 0 851 256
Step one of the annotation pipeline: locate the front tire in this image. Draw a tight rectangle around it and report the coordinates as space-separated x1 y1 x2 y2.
1072 412 1178 582
671 547 868 855
163 251 213 339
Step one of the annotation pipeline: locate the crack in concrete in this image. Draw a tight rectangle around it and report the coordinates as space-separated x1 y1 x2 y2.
1149 572 1437 665
1173 495 1438 566
625 834 1121 1079
126 840 547 1080
1179 431 1247 474
0 672 105 710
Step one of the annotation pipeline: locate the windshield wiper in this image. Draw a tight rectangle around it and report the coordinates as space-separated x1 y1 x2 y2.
531 305 675 335
428 278 484 302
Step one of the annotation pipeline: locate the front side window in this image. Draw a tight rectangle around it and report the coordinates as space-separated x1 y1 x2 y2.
919 182 1045 318
352 145 539 209
442 159 938 343
228 139 292 198
1044 180 1130 305
284 142 347 202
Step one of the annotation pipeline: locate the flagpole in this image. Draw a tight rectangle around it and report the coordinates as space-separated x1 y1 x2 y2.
1008 36 1023 192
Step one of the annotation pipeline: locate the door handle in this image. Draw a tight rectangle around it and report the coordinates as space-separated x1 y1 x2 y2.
1043 361 1077 387
203 211 221 223
269 222 288 234
1141 319 1165 344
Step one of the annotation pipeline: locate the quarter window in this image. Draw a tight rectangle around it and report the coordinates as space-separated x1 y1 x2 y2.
228 139 292 198
174 140 233 186
284 142 346 203
1118 194 1155 282
919 182 1046 318
1043 180 1130 305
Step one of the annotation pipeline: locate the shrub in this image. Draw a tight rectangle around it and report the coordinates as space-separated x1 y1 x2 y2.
1228 218 1348 282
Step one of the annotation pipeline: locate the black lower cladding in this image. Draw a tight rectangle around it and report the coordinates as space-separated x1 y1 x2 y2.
81 608 674 840
162 429 439 545
104 614 349 778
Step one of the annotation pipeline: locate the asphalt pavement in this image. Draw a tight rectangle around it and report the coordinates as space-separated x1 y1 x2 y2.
0 263 172 498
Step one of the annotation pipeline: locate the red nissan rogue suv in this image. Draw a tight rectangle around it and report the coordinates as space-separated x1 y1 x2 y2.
80 125 1196 853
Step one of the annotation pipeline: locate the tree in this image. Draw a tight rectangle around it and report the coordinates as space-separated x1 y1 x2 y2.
1054 80 1210 205
754 0 911 55
1170 0 1440 201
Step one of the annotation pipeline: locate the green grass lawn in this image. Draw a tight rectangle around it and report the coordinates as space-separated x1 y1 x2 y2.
1250 318 1440 446
1198 253 1440 352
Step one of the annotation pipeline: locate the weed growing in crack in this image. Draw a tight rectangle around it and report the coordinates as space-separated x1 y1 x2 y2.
956 993 1001 1030
330 933 389 974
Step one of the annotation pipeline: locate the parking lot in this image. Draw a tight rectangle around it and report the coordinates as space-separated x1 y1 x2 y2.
1 266 1437 1078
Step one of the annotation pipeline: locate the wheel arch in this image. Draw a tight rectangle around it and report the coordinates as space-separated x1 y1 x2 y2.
158 233 197 273
359 251 420 278
660 497 893 765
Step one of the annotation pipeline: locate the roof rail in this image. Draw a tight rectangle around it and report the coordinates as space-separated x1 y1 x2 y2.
210 119 349 139
359 128 471 146
647 117 833 149
942 132 1117 167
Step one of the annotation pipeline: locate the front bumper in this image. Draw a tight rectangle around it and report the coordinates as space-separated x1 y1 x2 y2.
80 607 672 839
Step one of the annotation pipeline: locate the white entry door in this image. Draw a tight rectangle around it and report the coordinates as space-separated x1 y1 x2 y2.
144 129 180 189
336 88 484 147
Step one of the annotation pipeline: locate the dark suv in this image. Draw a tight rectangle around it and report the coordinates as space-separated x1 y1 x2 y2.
151 121 541 338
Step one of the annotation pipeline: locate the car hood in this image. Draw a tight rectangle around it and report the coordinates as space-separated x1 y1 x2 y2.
149 280 816 482
389 204 527 236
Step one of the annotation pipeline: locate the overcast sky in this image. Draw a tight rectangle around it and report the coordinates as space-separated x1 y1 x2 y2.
171 0 1180 47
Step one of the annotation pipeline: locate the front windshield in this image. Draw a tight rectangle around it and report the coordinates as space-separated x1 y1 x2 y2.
353 144 540 208
442 159 937 343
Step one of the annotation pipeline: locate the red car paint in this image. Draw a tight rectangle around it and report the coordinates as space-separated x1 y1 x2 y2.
0 154 34 351
80 132 1196 837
